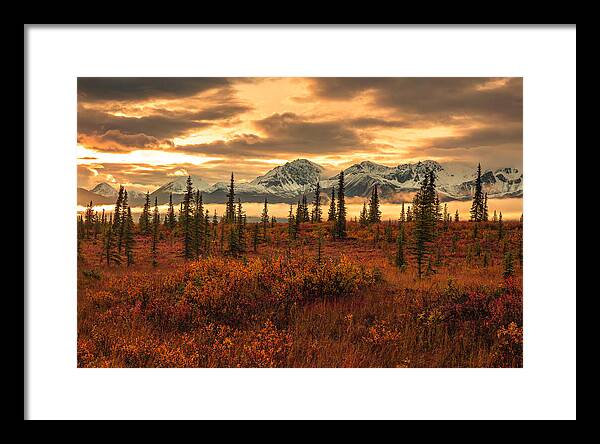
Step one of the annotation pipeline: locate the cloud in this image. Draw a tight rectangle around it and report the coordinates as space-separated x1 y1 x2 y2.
423 124 523 150
310 77 523 123
253 112 363 150
78 77 229 102
77 102 252 146
77 130 173 153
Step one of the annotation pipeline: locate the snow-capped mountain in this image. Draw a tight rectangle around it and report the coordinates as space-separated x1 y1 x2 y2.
250 159 324 197
78 159 522 206
91 182 118 198
324 160 522 201
152 175 210 195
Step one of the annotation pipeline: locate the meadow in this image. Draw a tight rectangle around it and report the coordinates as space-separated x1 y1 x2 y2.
77 218 523 368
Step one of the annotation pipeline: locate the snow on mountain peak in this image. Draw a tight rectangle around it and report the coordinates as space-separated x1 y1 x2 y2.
91 182 117 197
154 175 210 194
250 158 324 196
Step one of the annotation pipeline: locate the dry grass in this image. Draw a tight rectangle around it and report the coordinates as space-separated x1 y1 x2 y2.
77 220 523 367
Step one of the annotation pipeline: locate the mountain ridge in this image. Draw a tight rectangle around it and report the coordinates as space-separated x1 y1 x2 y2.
79 159 523 206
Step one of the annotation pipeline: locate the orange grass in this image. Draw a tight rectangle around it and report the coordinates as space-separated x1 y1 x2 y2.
77 220 523 367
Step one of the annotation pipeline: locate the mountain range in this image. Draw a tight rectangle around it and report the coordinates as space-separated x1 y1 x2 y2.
77 159 523 206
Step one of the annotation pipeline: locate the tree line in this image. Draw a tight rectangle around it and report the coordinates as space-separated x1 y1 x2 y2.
78 163 519 276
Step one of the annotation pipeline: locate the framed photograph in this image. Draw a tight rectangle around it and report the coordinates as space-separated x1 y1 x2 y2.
25 25 576 420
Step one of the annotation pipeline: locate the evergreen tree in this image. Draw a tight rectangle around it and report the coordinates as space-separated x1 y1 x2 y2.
124 206 135 266
301 194 310 222
400 202 406 223
503 251 514 278
295 200 302 233
483 192 489 221
312 182 322 222
225 172 236 223
470 163 485 222
454 209 459 222
166 193 176 230
384 220 393 243
288 204 296 240
117 190 129 253
434 194 442 222
498 211 504 240
236 199 246 252
112 186 125 246
103 222 120 266
139 191 151 235
336 171 347 239
193 190 204 258
406 205 413 222
212 211 219 239
368 184 381 224
151 197 159 267
84 200 96 239
493 210 498 222
359 202 368 227
204 210 211 255
395 222 405 269
327 187 336 221
182 176 194 259
270 215 276 228
412 172 436 278
260 197 269 238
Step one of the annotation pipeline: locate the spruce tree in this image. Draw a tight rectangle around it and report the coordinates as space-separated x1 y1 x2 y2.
470 163 484 222
84 200 96 239
498 211 504 240
139 191 151 235
368 184 381 224
271 215 276 228
412 172 436 278
454 209 459 222
301 194 310 222
503 251 514 278
166 193 176 230
288 204 296 240
204 210 211 255
260 197 269 238
483 192 489 221
336 171 347 239
182 176 194 259
103 222 120 266
117 190 129 253
395 222 405 269
295 200 302 233
406 206 413 222
385 220 393 243
359 202 368 227
193 190 204 258
312 181 322 222
124 206 135 266
151 197 159 267
400 202 406 223
225 172 236 223
112 186 124 246
212 211 219 239
327 187 336 221
236 199 246 252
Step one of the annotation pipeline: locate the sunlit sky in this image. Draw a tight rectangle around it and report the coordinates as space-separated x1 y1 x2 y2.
78 77 523 193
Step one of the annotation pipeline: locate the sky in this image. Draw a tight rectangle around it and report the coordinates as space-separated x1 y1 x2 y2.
77 77 523 193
